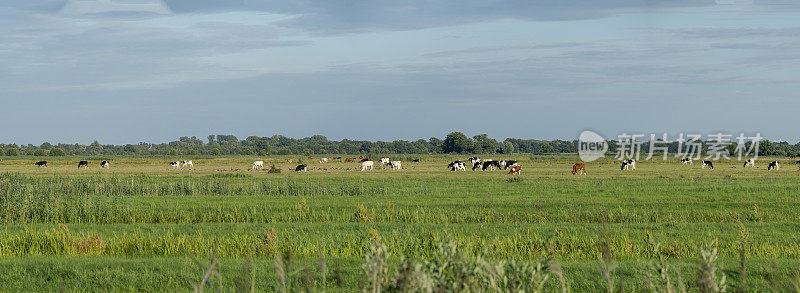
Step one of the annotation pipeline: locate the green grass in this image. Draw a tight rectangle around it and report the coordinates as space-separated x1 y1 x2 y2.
1 155 799 291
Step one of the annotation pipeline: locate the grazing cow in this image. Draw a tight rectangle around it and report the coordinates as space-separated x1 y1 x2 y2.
252 161 264 170
795 160 800 165
701 161 714 169
572 163 586 175
498 160 507 169
508 165 522 175
387 161 402 170
335 157 342 160
379 158 390 165
78 161 88 168
412 159 420 162
469 157 481 165
620 160 636 171
360 158 370 162
295 164 308 172
100 161 110 168
768 161 779 170
743 159 755 167
308 157 314 159
482 160 501 171
345 158 355 162
504 160 519 170
34 161 47 168
681 158 693 165
170 161 180 169
319 158 329 163
472 161 482 171
450 162 466 171
361 161 374 171
285 159 293 163
182 161 194 168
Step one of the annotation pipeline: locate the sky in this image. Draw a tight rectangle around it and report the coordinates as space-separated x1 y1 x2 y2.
2 0 800 145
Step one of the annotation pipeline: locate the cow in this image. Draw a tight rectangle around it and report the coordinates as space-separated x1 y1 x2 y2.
482 160 501 171
620 159 636 171
450 162 466 171
412 159 420 162
469 157 481 165
182 161 194 168
100 161 110 168
78 161 89 168
295 164 308 172
504 160 519 170
308 157 314 159
34 161 47 168
319 158 329 163
361 161 374 171
285 159 293 163
701 161 714 169
252 161 264 170
681 158 693 165
387 161 402 170
743 159 755 167
768 161 779 170
345 158 355 162
472 161 482 171
380 158 390 165
170 161 180 169
499 160 507 169
360 158 370 162
572 163 586 175
508 165 522 175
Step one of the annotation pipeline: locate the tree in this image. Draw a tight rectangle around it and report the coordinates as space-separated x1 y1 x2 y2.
759 140 775 156
4 148 18 156
540 143 554 154
210 148 221 156
441 132 471 154
49 148 66 156
34 149 47 156
472 134 499 153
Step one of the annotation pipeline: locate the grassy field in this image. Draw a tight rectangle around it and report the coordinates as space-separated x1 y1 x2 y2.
1 155 799 291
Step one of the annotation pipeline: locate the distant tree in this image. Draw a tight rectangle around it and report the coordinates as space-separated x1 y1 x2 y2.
540 143 554 154
49 148 65 156
441 132 471 154
123 144 136 153
472 134 499 153
168 149 178 156
40 142 52 150
759 140 775 156
4 148 18 156
207 135 216 144
210 148 221 156
34 149 47 156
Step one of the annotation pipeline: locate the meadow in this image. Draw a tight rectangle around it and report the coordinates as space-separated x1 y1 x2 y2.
0 155 799 291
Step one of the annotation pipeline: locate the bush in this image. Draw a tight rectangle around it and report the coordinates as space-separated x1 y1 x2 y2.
48 148 65 156
4 148 18 156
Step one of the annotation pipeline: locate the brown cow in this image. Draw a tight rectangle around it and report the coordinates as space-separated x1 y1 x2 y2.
508 165 522 175
344 158 355 162
285 158 293 163
572 163 586 175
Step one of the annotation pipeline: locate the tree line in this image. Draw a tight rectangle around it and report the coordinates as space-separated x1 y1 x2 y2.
0 132 795 157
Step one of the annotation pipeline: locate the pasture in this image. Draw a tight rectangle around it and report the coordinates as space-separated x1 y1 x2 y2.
1 155 799 291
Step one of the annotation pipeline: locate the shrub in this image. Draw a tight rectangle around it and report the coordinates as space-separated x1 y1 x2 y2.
267 164 281 174
49 148 66 156
4 148 18 156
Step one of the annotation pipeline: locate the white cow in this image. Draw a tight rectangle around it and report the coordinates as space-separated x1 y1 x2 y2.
454 162 466 171
252 161 264 170
388 161 402 170
361 160 374 171
170 161 180 169
182 160 193 168
744 159 755 167
319 158 329 163
380 158 390 165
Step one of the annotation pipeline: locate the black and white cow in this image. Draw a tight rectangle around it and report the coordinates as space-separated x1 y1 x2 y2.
768 161 779 170
701 161 714 169
101 161 110 168
182 161 193 168
34 161 47 168
387 161 402 170
680 158 693 165
78 161 89 168
620 159 636 170
169 161 180 169
743 159 754 167
482 160 501 171
504 160 519 170
295 164 308 172
469 157 481 165
472 161 482 171
448 161 465 171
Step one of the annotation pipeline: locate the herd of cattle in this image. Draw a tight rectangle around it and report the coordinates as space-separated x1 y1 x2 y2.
27 157 790 173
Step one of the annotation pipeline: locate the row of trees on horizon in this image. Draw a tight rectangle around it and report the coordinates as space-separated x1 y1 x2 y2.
0 132 795 157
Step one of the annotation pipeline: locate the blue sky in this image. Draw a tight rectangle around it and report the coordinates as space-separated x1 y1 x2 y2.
2 0 800 144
